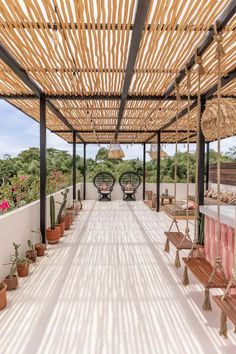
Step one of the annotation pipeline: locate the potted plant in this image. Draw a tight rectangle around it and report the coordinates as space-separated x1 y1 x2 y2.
56 191 68 236
3 259 18 290
58 189 70 230
12 243 30 277
46 196 60 244
0 282 7 310
26 240 37 262
32 230 45 257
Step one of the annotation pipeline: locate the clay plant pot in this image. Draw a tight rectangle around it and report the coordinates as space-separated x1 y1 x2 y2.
35 243 45 257
26 249 37 263
66 207 75 220
57 221 65 237
46 225 60 244
0 283 7 310
17 262 29 277
63 215 71 230
4 275 18 290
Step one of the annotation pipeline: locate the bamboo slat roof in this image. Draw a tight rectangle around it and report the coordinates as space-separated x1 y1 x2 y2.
0 0 235 143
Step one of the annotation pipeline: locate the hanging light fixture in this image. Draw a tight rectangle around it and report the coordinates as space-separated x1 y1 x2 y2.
108 142 125 159
150 143 168 159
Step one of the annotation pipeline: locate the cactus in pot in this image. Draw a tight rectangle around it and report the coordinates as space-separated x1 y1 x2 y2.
57 188 71 230
11 243 30 278
46 195 60 244
32 230 45 257
26 240 37 262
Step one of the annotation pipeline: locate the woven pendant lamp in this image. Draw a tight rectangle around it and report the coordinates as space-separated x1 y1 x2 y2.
201 98 236 141
108 142 125 159
150 144 168 159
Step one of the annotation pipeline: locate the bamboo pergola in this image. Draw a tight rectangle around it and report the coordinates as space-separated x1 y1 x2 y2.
0 0 235 239
0 0 234 144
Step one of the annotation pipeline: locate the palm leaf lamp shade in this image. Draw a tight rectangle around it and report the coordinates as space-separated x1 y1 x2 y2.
150 144 168 159
108 143 125 159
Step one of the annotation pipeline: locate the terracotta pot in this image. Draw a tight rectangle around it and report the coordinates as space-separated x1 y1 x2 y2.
4 275 18 290
35 243 45 257
17 262 29 277
74 203 80 215
57 222 65 236
63 215 71 230
66 208 75 220
26 250 37 262
46 226 60 244
0 283 7 310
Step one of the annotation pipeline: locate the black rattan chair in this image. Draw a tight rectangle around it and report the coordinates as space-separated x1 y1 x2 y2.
93 172 115 201
119 172 141 201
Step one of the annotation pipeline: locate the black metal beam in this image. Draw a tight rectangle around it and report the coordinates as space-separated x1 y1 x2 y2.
72 130 76 200
156 131 161 212
45 94 196 101
40 96 46 244
198 97 206 207
164 0 236 97
115 0 150 139
206 142 210 190
5 21 225 32
143 143 146 200
0 94 37 99
83 143 86 200
51 129 196 134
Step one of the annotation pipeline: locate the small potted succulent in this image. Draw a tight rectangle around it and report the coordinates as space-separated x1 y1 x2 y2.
0 282 7 310
3 260 18 290
12 243 30 277
32 230 45 257
46 196 60 244
26 240 37 262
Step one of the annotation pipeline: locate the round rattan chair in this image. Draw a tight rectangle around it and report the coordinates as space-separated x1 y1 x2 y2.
93 172 115 201
119 172 141 201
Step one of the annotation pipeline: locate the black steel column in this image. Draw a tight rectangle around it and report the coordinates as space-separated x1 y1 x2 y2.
40 96 46 244
206 142 210 190
72 130 76 200
83 143 86 200
143 143 146 200
156 131 161 212
198 97 206 206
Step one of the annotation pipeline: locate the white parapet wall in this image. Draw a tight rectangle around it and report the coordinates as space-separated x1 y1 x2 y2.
0 184 81 281
86 182 196 201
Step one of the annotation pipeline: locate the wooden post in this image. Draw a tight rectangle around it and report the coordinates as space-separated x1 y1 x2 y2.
143 143 146 200
73 130 76 200
40 96 46 244
156 131 161 212
83 143 86 200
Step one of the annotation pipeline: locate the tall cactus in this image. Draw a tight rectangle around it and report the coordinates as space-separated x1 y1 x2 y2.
50 195 56 229
57 188 69 224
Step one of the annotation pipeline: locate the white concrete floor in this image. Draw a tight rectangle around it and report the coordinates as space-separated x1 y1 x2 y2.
0 200 236 354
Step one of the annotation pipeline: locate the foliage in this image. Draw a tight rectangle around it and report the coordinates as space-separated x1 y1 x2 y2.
0 146 234 215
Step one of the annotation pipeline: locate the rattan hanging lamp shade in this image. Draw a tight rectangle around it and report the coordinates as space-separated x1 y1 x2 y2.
201 98 236 141
108 143 125 159
150 144 168 159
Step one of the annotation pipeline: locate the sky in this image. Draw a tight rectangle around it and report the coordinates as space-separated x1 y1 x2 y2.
0 100 235 160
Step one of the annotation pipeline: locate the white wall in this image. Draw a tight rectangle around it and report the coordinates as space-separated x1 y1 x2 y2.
0 184 81 280
209 183 236 193
85 182 196 201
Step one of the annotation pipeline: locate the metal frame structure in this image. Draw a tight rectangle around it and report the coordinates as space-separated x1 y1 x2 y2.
0 0 234 237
